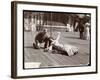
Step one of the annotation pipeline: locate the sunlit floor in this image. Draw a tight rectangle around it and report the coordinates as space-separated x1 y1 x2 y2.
24 29 90 69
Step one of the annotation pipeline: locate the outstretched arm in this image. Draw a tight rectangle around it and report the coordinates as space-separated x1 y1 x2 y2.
56 32 61 41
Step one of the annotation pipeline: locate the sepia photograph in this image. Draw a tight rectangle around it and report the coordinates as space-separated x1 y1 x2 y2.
11 1 97 78
23 11 91 69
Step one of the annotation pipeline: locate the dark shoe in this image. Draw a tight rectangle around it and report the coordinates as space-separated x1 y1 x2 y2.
44 48 48 52
33 43 40 49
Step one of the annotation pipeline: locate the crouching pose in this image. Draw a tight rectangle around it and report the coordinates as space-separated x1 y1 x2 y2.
48 32 79 56
33 29 52 51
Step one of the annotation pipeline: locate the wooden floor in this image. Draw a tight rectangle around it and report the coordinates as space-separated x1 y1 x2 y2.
24 30 90 68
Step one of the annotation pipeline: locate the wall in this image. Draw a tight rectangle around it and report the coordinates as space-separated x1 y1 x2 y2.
0 0 99 80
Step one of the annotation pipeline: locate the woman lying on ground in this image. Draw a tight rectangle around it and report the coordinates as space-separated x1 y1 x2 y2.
48 32 79 56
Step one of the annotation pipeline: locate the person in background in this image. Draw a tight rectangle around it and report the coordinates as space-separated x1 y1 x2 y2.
84 22 90 40
78 20 85 39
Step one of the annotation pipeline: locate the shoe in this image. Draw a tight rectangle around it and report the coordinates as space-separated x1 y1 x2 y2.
44 48 48 52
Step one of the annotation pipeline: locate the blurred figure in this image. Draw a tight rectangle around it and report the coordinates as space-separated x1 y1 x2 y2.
84 22 90 40
66 24 72 32
78 20 84 39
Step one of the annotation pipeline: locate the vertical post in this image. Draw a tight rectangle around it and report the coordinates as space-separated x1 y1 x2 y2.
50 12 52 37
40 13 43 30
